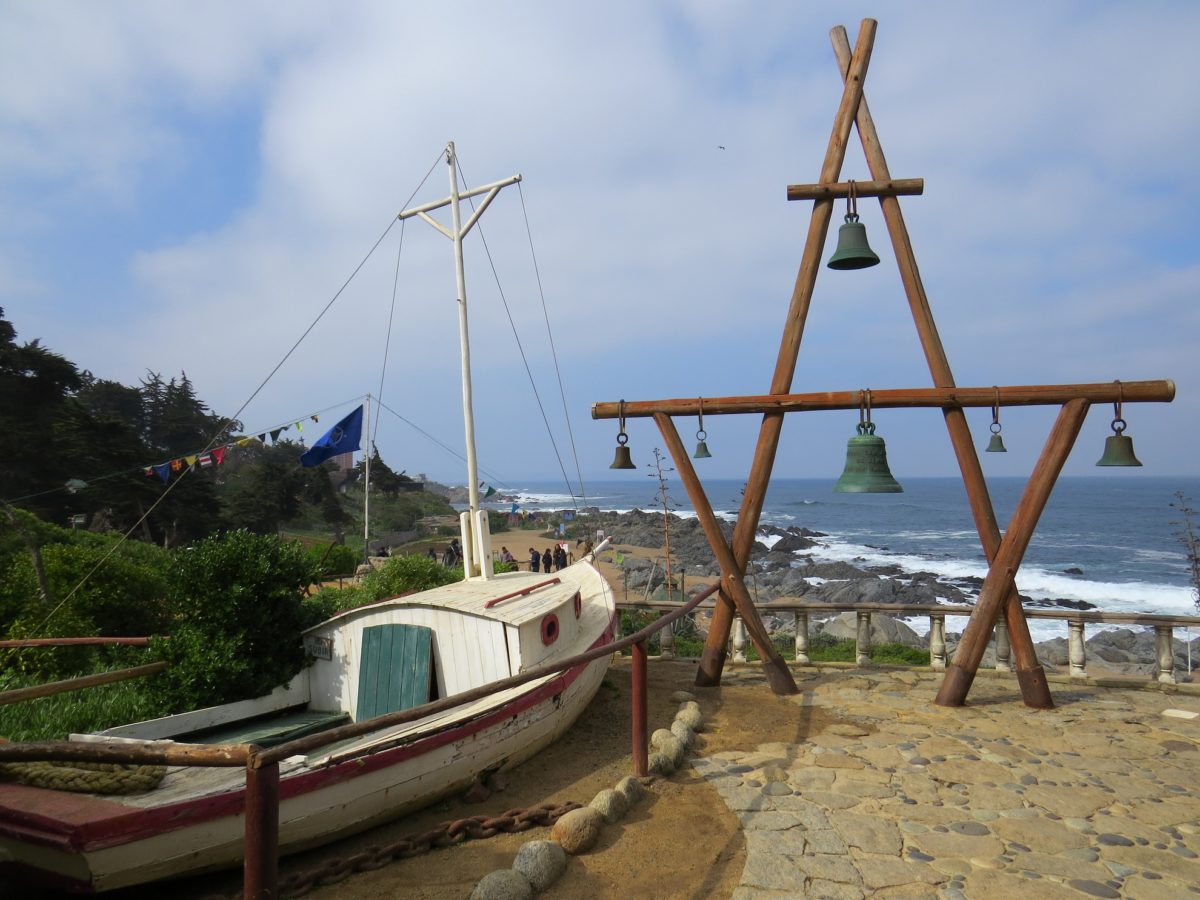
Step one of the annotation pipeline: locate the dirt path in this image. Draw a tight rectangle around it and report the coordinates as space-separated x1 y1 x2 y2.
100 657 828 900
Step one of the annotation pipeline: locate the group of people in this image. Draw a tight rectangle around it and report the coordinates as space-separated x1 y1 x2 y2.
528 544 569 573
427 539 590 572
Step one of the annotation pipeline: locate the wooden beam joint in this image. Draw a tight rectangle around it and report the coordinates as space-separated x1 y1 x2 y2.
787 178 924 201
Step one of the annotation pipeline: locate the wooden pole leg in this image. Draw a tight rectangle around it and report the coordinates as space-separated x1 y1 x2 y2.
632 640 648 777
244 758 280 900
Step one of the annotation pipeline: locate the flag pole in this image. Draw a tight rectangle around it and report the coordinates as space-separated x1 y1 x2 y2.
363 395 371 563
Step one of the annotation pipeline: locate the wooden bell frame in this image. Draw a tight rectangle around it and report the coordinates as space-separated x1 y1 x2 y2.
592 19 1174 708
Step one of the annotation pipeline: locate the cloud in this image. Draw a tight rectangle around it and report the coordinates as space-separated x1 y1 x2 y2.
3 1 1198 482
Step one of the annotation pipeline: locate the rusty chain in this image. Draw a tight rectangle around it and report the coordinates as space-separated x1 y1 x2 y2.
203 800 581 900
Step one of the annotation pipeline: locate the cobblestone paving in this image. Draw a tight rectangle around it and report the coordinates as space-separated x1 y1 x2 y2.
693 670 1200 899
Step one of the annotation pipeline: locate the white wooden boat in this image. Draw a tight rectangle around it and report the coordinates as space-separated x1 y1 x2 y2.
0 556 616 891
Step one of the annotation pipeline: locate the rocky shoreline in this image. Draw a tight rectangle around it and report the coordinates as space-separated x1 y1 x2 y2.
574 509 1199 678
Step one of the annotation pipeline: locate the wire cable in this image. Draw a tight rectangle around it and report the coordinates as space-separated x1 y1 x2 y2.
454 158 579 510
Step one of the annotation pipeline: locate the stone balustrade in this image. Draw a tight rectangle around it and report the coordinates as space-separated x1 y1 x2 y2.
617 599 1200 684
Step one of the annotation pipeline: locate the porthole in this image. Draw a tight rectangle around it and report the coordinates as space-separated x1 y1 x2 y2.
541 613 560 646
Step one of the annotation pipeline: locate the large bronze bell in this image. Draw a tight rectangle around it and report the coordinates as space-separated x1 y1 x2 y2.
1096 433 1142 467
827 215 881 270
834 423 903 492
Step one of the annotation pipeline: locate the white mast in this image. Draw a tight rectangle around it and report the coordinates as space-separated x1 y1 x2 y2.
396 143 520 579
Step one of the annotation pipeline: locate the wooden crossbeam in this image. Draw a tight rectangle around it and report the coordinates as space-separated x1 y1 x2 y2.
593 380 1173 419
786 178 923 201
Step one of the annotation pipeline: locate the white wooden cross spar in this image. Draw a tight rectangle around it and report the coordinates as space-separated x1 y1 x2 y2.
396 142 521 580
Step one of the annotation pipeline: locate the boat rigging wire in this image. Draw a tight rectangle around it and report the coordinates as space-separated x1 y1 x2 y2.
455 158 581 511
373 396 508 488
373 218 407 451
25 151 448 635
517 180 588 507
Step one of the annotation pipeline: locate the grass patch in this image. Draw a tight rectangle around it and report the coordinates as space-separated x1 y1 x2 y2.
0 670 172 742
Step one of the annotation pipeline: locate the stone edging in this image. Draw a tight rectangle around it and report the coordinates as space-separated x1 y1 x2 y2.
468 691 703 899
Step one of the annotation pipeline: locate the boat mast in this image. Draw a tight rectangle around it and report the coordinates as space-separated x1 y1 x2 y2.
363 394 371 561
396 142 520 578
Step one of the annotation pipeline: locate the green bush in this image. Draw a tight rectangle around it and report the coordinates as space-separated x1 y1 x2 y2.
306 543 359 579
153 530 317 711
0 539 171 679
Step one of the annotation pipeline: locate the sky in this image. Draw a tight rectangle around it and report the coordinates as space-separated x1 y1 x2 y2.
3 1 1198 496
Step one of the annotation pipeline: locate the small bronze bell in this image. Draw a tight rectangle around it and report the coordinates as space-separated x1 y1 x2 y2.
1096 386 1142 467
827 180 880 270
610 400 636 469
1096 431 1142 467
834 423 903 493
610 434 636 469
693 400 711 458
986 423 1007 453
985 390 1007 452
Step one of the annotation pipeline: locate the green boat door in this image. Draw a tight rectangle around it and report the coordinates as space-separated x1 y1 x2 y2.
355 624 434 721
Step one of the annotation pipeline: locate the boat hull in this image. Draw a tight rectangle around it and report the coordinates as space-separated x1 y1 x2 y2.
0 565 617 893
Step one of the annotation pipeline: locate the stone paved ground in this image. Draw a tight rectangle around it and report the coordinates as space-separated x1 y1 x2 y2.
692 668 1200 899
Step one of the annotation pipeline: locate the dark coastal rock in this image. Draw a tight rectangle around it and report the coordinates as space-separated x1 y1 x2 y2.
816 611 923 647
1063 567 1085 576
797 561 873 581
772 531 822 552
802 577 939 607
1026 597 1096 611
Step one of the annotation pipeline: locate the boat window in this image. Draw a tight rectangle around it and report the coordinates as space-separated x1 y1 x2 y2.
540 613 560 646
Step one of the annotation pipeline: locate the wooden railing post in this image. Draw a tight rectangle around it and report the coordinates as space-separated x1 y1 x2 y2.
928 614 946 670
244 756 280 900
1068 620 1088 679
856 611 872 666
1155 625 1177 685
794 611 810 664
632 640 648 777
995 618 1011 672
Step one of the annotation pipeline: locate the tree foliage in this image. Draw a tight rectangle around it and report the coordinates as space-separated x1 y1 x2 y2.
153 530 317 710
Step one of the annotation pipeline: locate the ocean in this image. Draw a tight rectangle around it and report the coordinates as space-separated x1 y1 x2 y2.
498 476 1200 642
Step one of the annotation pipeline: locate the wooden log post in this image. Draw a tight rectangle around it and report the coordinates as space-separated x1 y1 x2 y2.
693 19 878 690
244 756 280 900
832 23 1053 709
632 640 648 776
654 413 797 693
935 400 1090 707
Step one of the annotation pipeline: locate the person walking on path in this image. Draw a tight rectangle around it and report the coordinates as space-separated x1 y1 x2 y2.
542 548 553 574
530 547 540 573
554 545 567 571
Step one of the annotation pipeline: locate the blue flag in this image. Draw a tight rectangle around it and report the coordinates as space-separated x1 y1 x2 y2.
299 405 363 467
